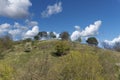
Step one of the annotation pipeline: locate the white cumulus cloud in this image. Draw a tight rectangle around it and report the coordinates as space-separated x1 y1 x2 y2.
24 26 39 39
8 22 29 40
53 32 60 38
9 29 22 37
0 23 10 34
25 19 38 27
104 36 120 46
71 20 102 41
41 2 62 18
80 20 102 37
75 25 81 31
0 20 39 40
0 0 32 18
71 31 81 41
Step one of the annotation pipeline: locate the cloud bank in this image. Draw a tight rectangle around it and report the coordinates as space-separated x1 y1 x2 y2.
41 2 62 18
0 0 32 18
104 36 120 46
0 20 39 40
71 20 102 41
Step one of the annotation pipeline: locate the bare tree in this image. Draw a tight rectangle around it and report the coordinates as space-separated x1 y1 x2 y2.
113 42 120 52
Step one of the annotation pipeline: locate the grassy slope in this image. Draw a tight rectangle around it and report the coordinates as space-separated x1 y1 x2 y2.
0 40 120 80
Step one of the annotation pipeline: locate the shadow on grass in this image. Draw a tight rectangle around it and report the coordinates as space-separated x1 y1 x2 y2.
0 53 5 60
51 51 68 57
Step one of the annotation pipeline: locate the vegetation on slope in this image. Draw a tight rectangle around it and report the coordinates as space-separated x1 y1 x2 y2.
0 40 120 80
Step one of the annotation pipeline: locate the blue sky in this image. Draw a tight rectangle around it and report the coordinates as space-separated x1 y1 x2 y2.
0 0 120 45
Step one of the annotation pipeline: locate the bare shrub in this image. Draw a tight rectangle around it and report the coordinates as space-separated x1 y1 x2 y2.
0 35 13 59
24 42 32 52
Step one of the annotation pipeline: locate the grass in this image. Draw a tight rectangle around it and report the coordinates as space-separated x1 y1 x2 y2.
0 40 120 80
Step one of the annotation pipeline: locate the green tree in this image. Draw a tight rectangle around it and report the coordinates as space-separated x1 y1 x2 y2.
38 32 42 38
60 31 70 40
49 32 56 39
34 35 39 40
38 31 48 40
86 37 98 46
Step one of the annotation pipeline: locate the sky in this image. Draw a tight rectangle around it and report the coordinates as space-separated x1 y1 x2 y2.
0 0 120 46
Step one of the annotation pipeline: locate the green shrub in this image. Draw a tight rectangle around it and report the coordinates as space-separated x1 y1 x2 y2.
54 41 70 56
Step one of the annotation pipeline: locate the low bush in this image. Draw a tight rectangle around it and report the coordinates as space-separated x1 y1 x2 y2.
54 41 70 56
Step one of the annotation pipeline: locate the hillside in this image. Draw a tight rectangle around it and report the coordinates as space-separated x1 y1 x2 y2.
0 40 120 80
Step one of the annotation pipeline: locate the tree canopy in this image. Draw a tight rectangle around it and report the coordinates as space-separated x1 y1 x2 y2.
60 31 70 40
49 32 56 39
86 37 98 46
